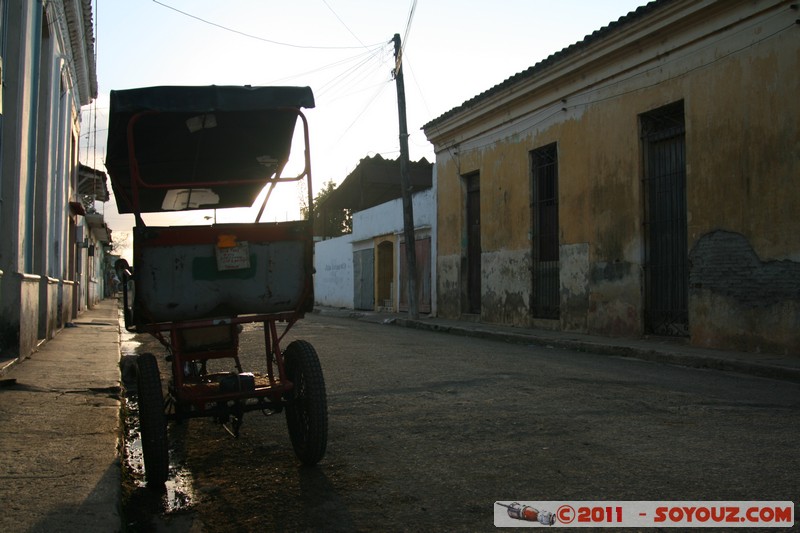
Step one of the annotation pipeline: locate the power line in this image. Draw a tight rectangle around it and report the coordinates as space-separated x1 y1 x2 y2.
152 0 384 50
392 0 418 74
317 45 391 99
322 0 368 49
334 80 392 143
401 51 444 159
148 0 398 157
402 0 418 54
266 45 385 85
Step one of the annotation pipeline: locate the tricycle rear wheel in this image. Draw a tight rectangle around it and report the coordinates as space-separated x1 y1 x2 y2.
136 353 169 485
284 340 328 465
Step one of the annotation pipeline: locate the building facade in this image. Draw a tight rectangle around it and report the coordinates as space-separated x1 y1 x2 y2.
423 0 799 354
315 187 435 313
0 0 103 360
314 156 436 314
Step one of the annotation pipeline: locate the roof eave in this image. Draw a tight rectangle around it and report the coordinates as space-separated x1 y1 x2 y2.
422 0 678 136
64 0 98 105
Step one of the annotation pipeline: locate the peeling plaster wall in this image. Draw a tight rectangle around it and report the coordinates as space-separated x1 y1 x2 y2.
436 253 462 318
559 101 645 337
680 5 800 353
689 231 800 354
685 33 799 261
560 243 589 332
588 260 642 337
436 135 535 324
482 249 530 325
476 143 533 325
435 155 466 319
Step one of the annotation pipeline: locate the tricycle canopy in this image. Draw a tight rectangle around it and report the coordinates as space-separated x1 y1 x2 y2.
105 85 315 214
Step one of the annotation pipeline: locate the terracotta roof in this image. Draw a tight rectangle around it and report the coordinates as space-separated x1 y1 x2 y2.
423 0 670 130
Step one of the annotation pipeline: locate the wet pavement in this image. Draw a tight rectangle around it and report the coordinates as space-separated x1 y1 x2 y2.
119 336 197 531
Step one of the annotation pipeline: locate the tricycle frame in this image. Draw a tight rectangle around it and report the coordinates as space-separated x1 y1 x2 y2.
108 86 327 484
144 313 299 425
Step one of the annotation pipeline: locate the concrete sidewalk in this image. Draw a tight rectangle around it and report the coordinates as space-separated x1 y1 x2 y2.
316 307 800 383
0 298 122 533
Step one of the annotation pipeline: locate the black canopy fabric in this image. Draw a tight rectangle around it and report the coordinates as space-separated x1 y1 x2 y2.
105 85 315 214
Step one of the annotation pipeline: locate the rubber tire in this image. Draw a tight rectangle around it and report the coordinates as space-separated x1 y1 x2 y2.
284 340 328 465
136 353 169 485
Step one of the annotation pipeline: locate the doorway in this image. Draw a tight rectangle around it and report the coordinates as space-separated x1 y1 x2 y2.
641 101 688 336
376 240 394 309
353 248 374 311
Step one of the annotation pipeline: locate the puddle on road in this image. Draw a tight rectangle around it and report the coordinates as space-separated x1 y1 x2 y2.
122 395 195 513
120 331 141 356
119 309 142 356
120 335 197 523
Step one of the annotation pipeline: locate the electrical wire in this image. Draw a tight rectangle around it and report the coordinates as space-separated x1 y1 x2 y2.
324 78 394 105
316 45 391 100
143 1 395 166
392 0 418 75
147 0 413 165
152 0 384 50
266 44 385 85
322 0 368 49
149 0 394 121
334 80 392 144
402 0 417 55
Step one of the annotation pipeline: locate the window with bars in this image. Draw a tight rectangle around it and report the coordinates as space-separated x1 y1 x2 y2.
531 143 559 319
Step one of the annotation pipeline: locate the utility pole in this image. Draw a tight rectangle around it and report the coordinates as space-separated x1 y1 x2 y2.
392 33 419 320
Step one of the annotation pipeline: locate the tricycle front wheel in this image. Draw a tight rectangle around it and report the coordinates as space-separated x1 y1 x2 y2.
283 340 328 465
136 353 169 485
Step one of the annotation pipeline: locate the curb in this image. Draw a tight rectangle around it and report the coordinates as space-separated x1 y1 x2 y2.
393 318 800 384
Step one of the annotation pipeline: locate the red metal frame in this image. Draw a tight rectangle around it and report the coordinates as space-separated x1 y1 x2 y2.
158 313 300 418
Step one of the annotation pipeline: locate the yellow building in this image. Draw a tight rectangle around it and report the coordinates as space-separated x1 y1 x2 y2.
423 0 799 354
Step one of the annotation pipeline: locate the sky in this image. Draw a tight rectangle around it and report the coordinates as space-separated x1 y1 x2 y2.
81 0 649 259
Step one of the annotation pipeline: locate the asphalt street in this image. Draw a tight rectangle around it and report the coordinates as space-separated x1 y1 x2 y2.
123 312 800 531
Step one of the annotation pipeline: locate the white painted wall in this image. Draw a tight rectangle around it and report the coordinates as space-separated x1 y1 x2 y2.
351 187 434 241
313 234 354 308
313 185 437 312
